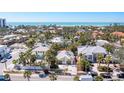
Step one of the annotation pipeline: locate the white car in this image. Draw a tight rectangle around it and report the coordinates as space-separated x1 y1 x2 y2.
0 58 7 63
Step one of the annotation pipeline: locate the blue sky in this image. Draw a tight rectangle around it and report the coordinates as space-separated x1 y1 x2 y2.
0 12 123 22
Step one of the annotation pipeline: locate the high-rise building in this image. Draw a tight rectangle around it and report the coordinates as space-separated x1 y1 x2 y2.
0 18 6 27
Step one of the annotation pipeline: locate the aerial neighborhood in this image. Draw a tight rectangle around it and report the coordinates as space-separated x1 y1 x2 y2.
0 18 124 81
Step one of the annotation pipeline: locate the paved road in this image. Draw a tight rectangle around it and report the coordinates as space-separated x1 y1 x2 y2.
9 74 74 81
0 49 26 75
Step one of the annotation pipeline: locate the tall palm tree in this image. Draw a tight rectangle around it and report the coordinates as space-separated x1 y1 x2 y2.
4 74 11 81
77 54 90 72
25 38 36 49
23 71 32 81
97 53 104 67
19 52 27 66
104 44 114 54
105 55 112 73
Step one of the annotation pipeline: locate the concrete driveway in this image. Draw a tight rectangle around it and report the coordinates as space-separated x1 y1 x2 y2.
0 49 26 75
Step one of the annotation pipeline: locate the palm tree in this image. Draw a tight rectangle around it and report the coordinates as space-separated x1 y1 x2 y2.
23 71 32 81
19 52 27 66
25 38 36 48
97 53 104 67
63 68 68 75
77 54 90 72
12 59 18 65
4 74 11 81
49 73 57 81
105 55 112 73
104 44 114 54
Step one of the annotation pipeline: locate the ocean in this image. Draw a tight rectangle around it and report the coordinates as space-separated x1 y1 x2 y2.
7 22 124 26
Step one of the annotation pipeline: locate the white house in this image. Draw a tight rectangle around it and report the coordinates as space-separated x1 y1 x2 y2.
3 34 17 40
77 46 107 62
33 43 50 60
10 43 28 49
96 40 109 46
50 37 64 44
56 50 75 65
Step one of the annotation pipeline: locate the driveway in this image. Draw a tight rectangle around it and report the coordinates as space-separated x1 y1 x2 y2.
0 49 26 75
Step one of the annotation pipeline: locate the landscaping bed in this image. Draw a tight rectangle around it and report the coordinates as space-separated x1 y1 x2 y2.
97 66 113 72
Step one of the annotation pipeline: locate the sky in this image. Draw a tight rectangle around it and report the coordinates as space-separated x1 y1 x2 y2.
0 12 124 22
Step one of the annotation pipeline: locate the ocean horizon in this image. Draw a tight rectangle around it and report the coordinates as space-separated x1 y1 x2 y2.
7 22 124 26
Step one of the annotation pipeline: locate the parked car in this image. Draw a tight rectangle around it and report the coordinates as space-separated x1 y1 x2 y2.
6 54 12 59
0 75 11 81
90 71 98 77
100 73 112 78
39 72 48 78
117 73 124 78
43 69 49 74
0 58 7 63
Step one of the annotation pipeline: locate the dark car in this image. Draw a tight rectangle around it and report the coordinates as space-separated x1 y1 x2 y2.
100 73 112 78
90 71 98 77
39 73 48 78
5 54 12 59
0 75 11 81
117 73 124 78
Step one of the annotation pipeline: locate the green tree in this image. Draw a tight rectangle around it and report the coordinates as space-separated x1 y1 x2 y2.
77 54 91 72
113 47 124 64
103 44 114 54
94 76 103 81
97 53 104 67
25 38 36 48
12 59 18 65
4 74 11 81
68 44 77 56
49 73 57 81
105 55 112 73
23 71 32 81
73 75 79 81
19 52 27 66
18 49 36 66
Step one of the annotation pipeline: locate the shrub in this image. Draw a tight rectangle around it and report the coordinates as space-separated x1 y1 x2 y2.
73 75 80 81
94 76 103 81
4 74 11 81
97 66 113 72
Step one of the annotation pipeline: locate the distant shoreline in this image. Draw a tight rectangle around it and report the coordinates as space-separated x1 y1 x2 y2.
7 22 124 26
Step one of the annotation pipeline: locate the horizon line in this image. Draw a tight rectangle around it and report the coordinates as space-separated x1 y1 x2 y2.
7 21 124 23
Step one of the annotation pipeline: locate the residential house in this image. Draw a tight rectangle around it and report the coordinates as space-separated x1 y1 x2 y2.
33 43 50 61
48 27 56 33
92 30 104 39
2 34 17 45
10 43 28 49
96 40 109 46
50 37 64 44
56 50 75 65
112 32 124 37
77 46 107 62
